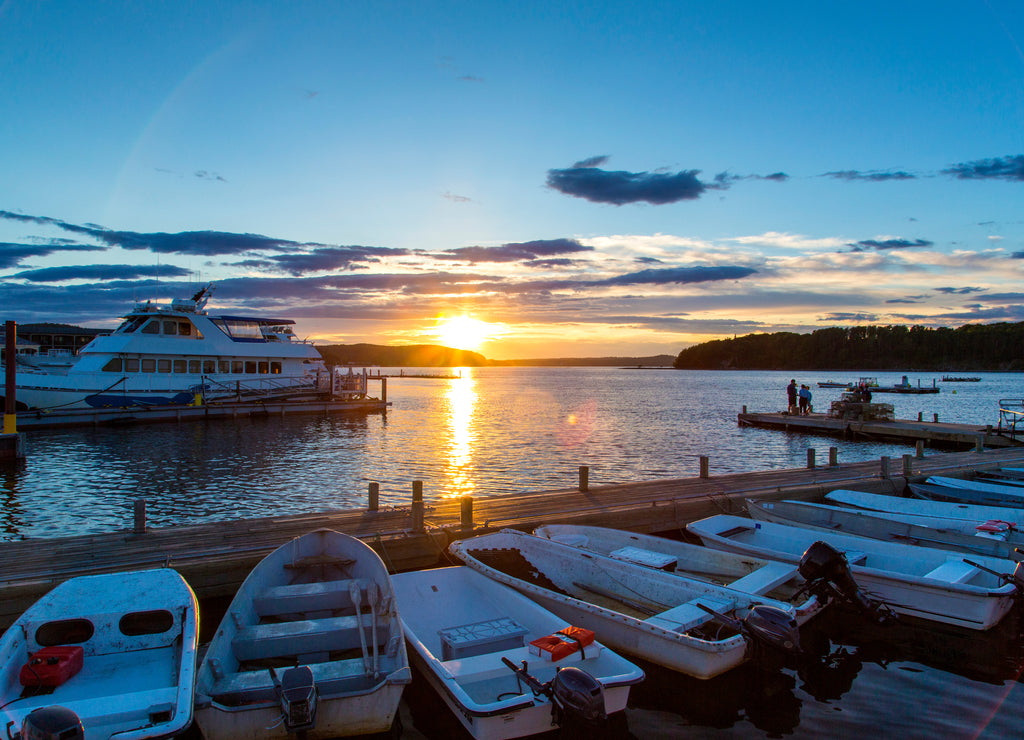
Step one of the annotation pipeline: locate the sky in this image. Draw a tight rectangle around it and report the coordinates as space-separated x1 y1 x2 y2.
1 1 1023 359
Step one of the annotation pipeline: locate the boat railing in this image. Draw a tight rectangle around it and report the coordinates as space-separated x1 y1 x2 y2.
998 399 1024 439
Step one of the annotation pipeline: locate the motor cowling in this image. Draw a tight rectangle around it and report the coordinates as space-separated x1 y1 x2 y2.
550 666 607 726
741 604 802 670
274 665 318 733
798 540 894 624
18 707 84 740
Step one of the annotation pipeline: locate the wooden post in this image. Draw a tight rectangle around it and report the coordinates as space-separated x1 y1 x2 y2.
933 413 939 423
368 482 379 512
578 466 589 492
411 480 424 533
461 496 473 530
975 436 984 453
806 449 815 469
916 440 924 459
381 377 387 403
880 456 890 479
918 411 923 422
699 456 709 479
903 454 913 477
3 321 16 435
133 499 146 534
829 446 838 466
742 405 747 414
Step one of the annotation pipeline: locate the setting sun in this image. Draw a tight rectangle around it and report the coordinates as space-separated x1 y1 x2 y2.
432 315 496 351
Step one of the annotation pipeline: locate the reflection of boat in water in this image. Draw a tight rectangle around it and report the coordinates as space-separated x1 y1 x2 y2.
2 284 367 411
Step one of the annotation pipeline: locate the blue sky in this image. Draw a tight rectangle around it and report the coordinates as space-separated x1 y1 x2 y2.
2 1 1023 358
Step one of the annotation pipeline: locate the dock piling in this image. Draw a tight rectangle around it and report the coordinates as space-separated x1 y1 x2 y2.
461 496 473 530
880 456 890 479
903 454 913 476
918 412 923 422
807 449 815 469
829 446 838 467
933 413 939 423
133 499 146 534
368 482 379 512
916 440 925 458
411 481 424 532
975 436 985 453
699 456 709 479
578 466 589 492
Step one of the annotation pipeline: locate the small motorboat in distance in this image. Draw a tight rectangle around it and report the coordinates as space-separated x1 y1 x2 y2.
0 568 198 740
688 514 1023 631
826 489 1024 528
391 566 644 740
450 529 805 680
909 476 1024 508
193 529 411 740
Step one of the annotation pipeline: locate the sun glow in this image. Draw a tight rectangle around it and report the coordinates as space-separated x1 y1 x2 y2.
432 315 497 351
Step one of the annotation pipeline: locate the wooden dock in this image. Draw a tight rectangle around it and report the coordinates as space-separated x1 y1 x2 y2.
738 410 1021 449
4 446 1024 629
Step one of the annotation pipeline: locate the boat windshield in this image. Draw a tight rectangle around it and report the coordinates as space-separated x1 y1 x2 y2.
211 318 264 341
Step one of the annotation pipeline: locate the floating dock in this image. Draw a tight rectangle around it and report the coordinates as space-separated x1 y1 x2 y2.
3 445 1024 629
738 410 1020 449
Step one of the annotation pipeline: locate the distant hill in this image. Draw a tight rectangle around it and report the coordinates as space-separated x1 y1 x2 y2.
673 323 1024 371
317 344 675 368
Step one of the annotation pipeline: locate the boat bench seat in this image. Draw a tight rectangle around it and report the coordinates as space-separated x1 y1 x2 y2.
924 559 980 584
727 562 798 594
232 615 390 662
253 578 371 618
609 546 677 571
843 551 867 566
440 643 600 681
209 658 377 706
15 685 179 724
644 596 735 633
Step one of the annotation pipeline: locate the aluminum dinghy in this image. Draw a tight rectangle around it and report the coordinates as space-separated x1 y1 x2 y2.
826 489 1024 528
745 498 1024 561
193 529 411 740
449 528 804 680
687 515 1021 631
0 568 198 740
391 566 644 739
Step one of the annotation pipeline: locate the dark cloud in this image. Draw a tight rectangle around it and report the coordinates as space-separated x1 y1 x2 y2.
942 155 1024 181
848 238 933 252
238 246 411 276
818 312 880 322
934 286 985 295
0 210 312 256
599 265 757 286
885 297 924 304
1011 252 1024 259
438 238 592 263
823 170 916 182
194 170 227 182
0 241 106 268
12 264 192 282
546 160 712 205
525 258 576 268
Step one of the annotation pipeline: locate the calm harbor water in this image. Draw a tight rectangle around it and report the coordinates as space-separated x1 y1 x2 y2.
4 367 1024 738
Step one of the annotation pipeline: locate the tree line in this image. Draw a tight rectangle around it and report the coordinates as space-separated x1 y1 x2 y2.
673 323 1024 371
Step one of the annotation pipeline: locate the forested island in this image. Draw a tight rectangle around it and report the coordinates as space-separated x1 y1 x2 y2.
673 323 1024 371
318 343 674 368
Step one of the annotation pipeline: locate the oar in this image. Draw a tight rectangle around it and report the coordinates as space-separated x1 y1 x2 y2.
349 580 371 672
367 581 380 675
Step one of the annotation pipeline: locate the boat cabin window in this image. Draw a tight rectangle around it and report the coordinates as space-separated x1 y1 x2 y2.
119 610 174 636
203 360 216 373
218 361 230 373
258 361 268 374
124 358 140 372
103 358 123 372
232 361 243 373
158 359 172 373
215 319 264 342
117 317 147 334
173 360 187 373
141 359 156 373
141 320 160 334
270 361 282 374
189 360 202 373
35 618 94 646
245 361 257 373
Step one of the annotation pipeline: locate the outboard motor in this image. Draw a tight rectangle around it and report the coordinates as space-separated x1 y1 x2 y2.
798 540 895 624
695 602 802 670
269 665 318 734
10 707 84 740
501 659 608 732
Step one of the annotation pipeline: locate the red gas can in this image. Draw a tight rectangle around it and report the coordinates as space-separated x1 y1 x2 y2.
19 646 84 687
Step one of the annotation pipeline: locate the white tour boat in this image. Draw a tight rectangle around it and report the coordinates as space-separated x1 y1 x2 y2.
3 284 364 411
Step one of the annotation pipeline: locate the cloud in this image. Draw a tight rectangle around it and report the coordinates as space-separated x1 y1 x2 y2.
934 286 986 295
598 265 757 286
823 170 917 182
848 238 933 251
546 159 715 205
942 155 1024 181
12 264 192 282
437 238 593 263
0 210 312 256
442 191 472 203
1011 252 1024 259
885 297 925 304
818 312 880 322
194 170 227 182
0 241 106 269
236 246 411 276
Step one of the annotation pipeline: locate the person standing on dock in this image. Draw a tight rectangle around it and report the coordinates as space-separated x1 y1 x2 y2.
786 379 798 414
799 384 812 414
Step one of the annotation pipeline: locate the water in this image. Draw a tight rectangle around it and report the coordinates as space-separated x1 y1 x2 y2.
4 367 1024 738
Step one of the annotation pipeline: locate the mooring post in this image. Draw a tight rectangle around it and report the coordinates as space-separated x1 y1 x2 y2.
918 411 923 422
807 449 815 469
699 456 709 479
4 321 16 435
902 454 913 477
461 496 473 531
880 456 890 479
916 440 925 458
368 482 379 512
578 466 589 492
975 435 984 453
742 405 747 414
411 480 424 532
133 499 146 534
829 446 838 466
933 413 939 423
381 377 387 403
